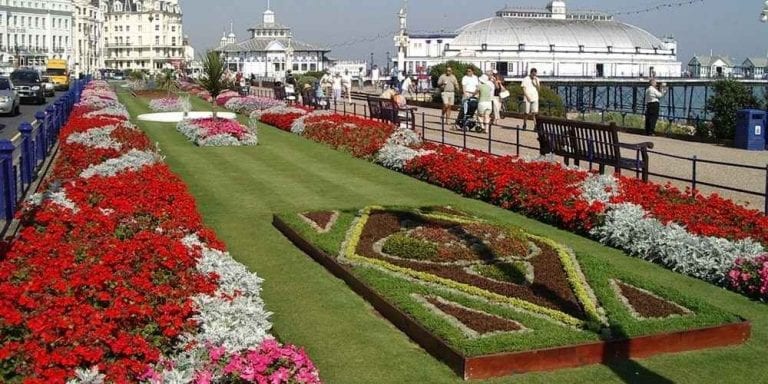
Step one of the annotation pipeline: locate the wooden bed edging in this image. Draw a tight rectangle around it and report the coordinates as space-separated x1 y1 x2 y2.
273 215 751 381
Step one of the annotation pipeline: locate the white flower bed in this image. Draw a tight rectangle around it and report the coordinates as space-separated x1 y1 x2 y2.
148 97 185 112
80 149 160 179
66 125 121 150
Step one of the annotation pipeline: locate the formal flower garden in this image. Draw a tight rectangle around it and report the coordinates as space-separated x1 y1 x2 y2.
254 108 768 301
0 82 320 383
275 205 745 377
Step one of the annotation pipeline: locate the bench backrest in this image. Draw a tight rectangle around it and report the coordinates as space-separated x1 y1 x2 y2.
536 116 620 162
366 96 383 119
379 98 398 123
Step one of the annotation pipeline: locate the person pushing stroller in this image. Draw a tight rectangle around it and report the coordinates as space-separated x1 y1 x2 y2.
454 68 480 131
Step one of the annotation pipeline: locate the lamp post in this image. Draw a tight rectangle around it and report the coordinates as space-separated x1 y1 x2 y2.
386 51 390 74
370 52 374 70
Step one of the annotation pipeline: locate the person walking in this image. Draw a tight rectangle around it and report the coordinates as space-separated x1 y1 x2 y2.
342 70 353 103
437 67 459 122
401 75 413 99
332 73 343 104
455 67 479 128
521 68 540 129
490 70 504 123
371 65 380 90
644 79 665 136
477 75 494 132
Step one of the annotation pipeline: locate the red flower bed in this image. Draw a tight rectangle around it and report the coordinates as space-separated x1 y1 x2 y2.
0 92 223 383
260 112 305 131
303 115 395 158
403 145 604 231
616 178 768 244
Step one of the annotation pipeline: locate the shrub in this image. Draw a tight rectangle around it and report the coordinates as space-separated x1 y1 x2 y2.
297 75 318 89
382 233 438 260
504 83 565 117
706 79 760 140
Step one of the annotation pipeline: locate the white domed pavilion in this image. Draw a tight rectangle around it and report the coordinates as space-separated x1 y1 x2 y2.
399 1 681 78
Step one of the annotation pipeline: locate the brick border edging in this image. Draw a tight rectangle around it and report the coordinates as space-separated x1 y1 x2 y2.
273 215 751 380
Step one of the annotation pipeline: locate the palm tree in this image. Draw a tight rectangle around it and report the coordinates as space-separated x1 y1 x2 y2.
197 50 227 118
157 69 176 97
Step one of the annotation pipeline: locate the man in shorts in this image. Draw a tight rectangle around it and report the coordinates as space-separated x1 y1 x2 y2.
437 67 459 122
521 68 540 129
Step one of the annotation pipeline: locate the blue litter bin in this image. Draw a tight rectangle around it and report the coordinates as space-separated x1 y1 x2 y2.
734 109 766 151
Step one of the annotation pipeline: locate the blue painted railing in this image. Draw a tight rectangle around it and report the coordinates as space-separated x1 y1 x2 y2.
0 77 89 223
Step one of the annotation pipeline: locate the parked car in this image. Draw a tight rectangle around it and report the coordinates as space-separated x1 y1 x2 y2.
0 77 21 116
10 68 45 105
40 76 56 97
112 70 125 81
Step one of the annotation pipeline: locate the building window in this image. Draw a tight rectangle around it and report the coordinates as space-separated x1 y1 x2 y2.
518 43 525 51
607 46 613 53
301 63 307 71
155 24 159 31
579 45 584 53
481 43 487 51
292 63 299 71
310 63 317 71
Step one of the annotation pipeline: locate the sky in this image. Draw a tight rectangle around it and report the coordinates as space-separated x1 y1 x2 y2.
181 0 768 64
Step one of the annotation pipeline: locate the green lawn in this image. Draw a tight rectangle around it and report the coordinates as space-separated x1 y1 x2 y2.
119 92 768 383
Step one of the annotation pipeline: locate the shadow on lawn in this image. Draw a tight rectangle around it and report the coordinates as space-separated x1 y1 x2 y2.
601 325 675 384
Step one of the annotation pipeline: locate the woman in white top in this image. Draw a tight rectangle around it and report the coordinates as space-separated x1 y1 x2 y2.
342 71 353 103
644 79 665 136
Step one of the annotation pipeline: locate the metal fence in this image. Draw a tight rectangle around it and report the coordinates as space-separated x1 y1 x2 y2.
0 78 88 229
252 87 768 214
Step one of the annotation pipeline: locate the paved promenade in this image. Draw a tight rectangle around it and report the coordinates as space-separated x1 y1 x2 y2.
254 87 768 211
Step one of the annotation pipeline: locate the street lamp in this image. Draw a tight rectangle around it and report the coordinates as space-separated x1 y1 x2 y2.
386 51 390 74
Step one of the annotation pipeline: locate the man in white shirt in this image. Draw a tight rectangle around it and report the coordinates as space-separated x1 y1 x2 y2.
461 68 479 99
455 68 479 129
520 68 540 129
644 79 665 136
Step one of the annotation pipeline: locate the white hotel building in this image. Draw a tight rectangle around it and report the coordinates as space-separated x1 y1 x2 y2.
72 0 106 76
398 1 682 79
0 0 74 69
103 0 190 72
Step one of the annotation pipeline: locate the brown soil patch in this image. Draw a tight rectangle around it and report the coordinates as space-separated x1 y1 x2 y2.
426 297 523 334
357 211 586 320
135 90 173 99
303 211 335 230
617 282 690 319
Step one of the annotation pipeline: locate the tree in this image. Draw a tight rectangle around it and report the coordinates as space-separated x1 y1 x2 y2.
197 50 227 118
706 79 760 140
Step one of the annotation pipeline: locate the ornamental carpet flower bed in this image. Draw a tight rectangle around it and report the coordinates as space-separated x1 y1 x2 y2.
275 206 746 379
177 117 258 147
256 108 768 301
0 81 319 384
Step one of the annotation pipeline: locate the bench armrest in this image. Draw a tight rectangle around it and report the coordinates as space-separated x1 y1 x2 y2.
619 141 654 151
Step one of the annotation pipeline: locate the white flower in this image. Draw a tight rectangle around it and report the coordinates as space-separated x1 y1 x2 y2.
80 149 160 179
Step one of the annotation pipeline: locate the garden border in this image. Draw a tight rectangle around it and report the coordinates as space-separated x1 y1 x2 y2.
273 215 751 380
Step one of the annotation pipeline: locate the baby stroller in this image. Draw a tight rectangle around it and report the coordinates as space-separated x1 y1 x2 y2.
455 97 482 132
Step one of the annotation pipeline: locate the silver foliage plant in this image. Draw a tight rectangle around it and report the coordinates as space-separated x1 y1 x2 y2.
375 127 431 170
144 235 274 382
590 203 765 284
580 174 619 204
79 149 161 179
66 125 122 150
66 367 106 384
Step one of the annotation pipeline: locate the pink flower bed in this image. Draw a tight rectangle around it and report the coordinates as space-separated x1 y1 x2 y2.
730 254 768 301
189 118 249 139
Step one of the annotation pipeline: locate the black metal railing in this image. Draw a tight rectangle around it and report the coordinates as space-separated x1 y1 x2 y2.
251 86 768 213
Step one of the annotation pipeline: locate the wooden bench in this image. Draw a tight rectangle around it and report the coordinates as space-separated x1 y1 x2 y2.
366 96 416 129
535 116 654 181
